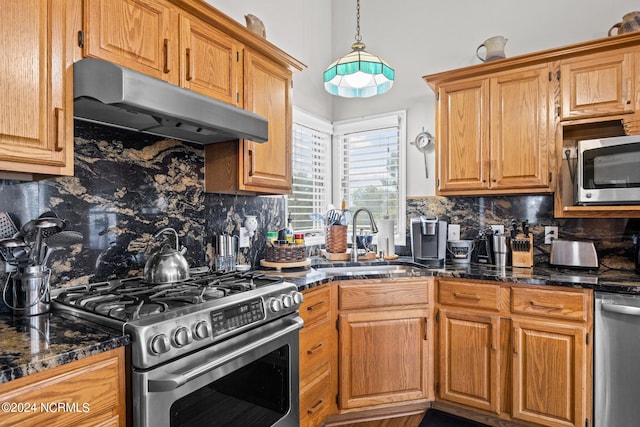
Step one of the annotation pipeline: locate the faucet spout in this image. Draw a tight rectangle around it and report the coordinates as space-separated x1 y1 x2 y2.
351 208 378 262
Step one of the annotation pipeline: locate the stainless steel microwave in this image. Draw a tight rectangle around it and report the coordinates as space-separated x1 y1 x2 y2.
575 135 640 205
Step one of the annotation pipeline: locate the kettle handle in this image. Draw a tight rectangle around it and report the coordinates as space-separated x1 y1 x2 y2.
154 227 180 250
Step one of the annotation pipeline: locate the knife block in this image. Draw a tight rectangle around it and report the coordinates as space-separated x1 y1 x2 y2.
511 234 533 268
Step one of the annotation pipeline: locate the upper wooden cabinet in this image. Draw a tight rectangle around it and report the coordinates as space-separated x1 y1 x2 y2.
179 14 241 106
0 0 74 178
205 49 294 195
435 64 552 195
559 49 634 120
83 0 305 195
425 32 640 204
83 0 241 105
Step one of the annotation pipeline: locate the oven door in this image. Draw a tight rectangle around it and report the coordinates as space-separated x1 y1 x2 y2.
132 314 303 427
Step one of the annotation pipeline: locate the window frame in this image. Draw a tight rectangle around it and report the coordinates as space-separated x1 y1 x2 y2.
289 108 333 246
332 110 407 246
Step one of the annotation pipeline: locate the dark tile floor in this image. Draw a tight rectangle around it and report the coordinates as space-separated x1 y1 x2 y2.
420 409 489 427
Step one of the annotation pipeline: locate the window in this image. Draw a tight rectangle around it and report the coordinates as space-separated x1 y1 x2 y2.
333 111 406 242
289 109 332 244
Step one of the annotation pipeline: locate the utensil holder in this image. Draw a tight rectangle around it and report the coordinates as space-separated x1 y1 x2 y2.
2 267 51 316
325 225 347 253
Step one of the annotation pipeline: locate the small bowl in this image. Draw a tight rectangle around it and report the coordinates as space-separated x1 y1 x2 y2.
235 264 251 272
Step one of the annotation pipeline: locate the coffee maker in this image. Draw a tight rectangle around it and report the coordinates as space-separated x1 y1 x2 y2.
410 216 447 266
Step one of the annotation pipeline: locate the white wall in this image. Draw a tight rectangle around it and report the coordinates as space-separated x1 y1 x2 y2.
209 1 638 196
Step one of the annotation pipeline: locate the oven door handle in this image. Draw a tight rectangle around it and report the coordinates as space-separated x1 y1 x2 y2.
601 302 640 316
148 317 302 392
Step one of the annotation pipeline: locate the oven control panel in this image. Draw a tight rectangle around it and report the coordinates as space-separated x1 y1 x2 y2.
210 298 264 337
135 282 302 369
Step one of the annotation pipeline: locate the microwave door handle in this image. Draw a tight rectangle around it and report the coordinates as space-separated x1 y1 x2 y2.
601 302 640 316
147 318 302 392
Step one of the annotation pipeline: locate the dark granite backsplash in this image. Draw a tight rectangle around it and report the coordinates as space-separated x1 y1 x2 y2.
406 195 639 270
0 121 285 289
0 121 638 292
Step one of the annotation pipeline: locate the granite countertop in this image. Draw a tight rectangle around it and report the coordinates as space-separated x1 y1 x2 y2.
257 256 640 294
0 310 129 384
3 256 640 387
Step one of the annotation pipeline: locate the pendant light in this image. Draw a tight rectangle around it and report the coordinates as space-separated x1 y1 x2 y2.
323 0 394 98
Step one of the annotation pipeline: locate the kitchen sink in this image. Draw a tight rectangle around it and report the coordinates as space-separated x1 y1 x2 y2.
314 264 425 277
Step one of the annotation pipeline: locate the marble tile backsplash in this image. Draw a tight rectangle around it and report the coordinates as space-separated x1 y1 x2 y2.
0 121 638 293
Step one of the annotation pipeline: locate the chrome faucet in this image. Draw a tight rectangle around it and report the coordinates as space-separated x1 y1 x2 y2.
351 208 379 262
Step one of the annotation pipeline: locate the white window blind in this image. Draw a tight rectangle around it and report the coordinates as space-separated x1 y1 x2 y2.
289 109 332 239
333 111 406 241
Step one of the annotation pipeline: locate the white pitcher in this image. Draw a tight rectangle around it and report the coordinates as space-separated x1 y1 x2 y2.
476 36 508 62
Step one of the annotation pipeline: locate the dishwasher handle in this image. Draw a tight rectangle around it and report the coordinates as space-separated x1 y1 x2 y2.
601 302 640 316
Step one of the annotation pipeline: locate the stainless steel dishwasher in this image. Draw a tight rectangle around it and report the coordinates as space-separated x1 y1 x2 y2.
595 292 640 427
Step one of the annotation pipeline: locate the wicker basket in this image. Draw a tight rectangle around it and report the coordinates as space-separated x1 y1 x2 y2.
325 225 347 253
265 244 307 263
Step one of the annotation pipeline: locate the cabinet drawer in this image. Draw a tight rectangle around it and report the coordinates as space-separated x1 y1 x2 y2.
301 286 330 327
339 280 429 310
438 279 500 311
300 317 332 388
300 369 331 427
510 287 588 322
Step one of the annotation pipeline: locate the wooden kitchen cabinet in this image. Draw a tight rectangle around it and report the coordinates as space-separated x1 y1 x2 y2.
436 279 500 414
434 278 592 427
0 0 74 178
206 49 294 195
509 286 592 427
0 347 127 426
433 63 552 195
299 285 337 427
559 49 634 121
83 0 241 105
337 279 433 410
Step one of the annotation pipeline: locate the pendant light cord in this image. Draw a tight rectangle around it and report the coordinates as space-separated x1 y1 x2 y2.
355 0 362 43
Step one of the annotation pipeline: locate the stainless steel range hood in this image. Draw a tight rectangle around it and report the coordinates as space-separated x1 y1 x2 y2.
73 58 268 145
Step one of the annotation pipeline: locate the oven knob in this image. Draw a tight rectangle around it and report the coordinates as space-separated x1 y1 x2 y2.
149 334 170 355
282 294 293 308
193 321 211 340
173 326 192 347
586 192 592 199
268 297 283 313
290 291 304 305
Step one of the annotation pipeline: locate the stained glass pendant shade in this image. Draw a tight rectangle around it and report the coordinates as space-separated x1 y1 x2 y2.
323 0 394 98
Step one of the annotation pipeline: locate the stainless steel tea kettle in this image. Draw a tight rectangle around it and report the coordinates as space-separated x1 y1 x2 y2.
144 227 190 284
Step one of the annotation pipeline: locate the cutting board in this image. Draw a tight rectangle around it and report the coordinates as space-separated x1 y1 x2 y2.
260 258 311 270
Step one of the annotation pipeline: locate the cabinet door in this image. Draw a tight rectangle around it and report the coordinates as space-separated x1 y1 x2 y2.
179 14 241 105
489 65 551 190
0 348 126 426
560 50 633 120
338 308 430 409
0 0 73 176
511 318 587 427
437 78 490 193
242 49 292 193
84 0 179 84
437 308 500 413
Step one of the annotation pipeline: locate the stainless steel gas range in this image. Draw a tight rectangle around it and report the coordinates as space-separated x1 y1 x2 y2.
53 269 304 427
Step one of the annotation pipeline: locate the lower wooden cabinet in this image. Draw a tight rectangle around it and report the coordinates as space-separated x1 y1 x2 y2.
511 319 588 427
0 347 127 427
435 279 592 427
437 308 499 414
337 279 434 411
299 285 337 427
